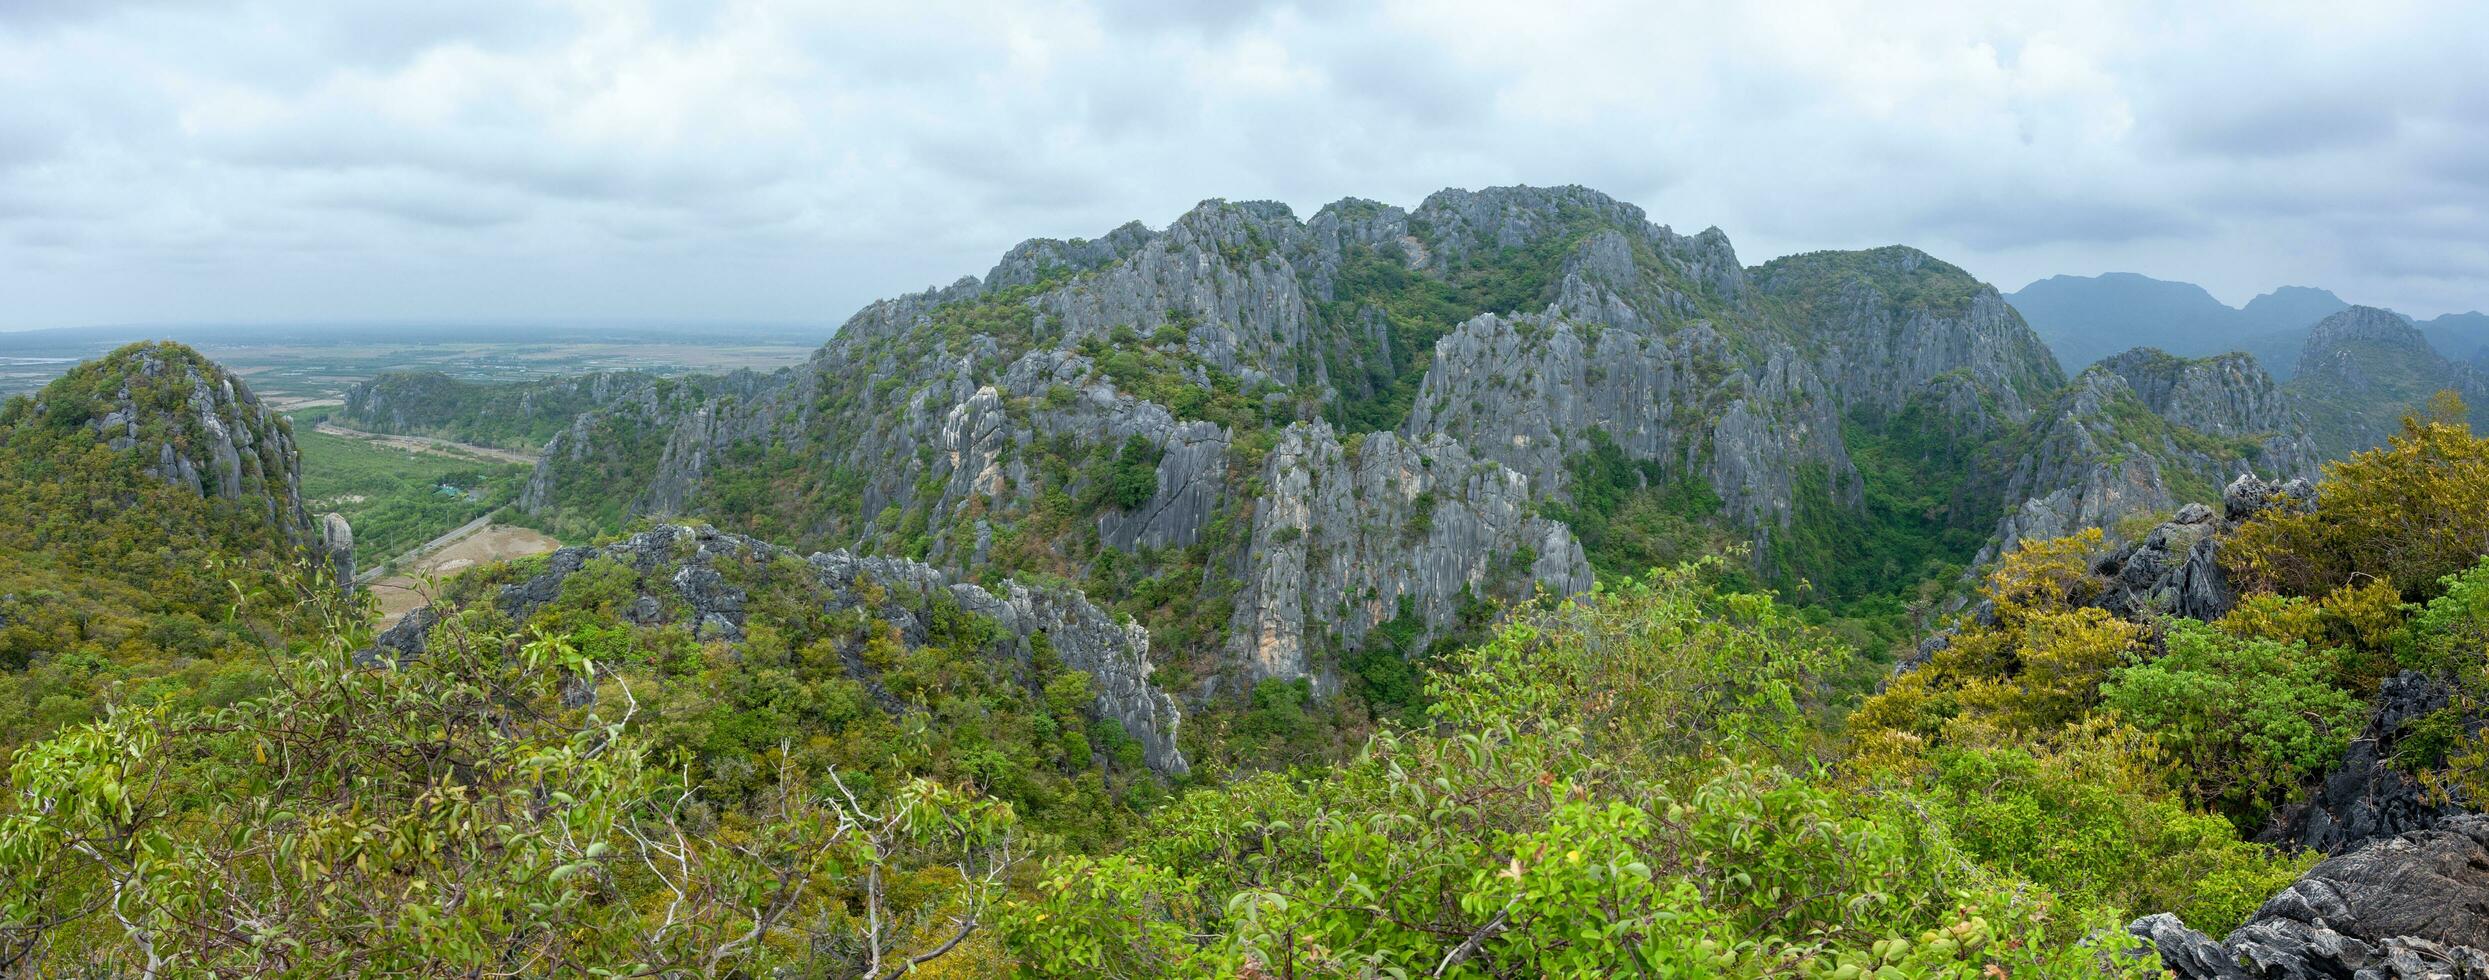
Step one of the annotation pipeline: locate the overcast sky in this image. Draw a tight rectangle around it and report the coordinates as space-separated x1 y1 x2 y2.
2 0 2484 332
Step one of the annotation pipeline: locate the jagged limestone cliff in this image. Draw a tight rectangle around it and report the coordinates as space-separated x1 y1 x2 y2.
1982 350 2317 564
496 186 2321 698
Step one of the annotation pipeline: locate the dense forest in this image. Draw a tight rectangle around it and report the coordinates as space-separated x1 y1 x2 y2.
0 337 2485 974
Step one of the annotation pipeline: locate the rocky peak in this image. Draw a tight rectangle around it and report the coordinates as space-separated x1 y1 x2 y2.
1410 185 1646 259
982 220 1158 291
2300 305 2436 371
1757 248 2063 422
20 342 319 543
2095 348 2319 476
2287 304 2488 456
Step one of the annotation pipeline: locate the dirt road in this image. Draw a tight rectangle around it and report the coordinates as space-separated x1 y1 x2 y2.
370 523 563 625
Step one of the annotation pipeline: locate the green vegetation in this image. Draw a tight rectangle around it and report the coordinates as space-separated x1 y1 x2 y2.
1106 434 1162 509
9 392 2489 972
1538 428 1740 583
2226 396 2489 600
2101 620 2365 814
292 423 527 564
1773 410 1989 608
0 586 1023 976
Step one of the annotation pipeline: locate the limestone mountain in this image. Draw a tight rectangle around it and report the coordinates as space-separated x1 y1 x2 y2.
0 341 348 738
2287 305 2489 457
1981 349 2318 564
341 369 725 454
482 185 2312 701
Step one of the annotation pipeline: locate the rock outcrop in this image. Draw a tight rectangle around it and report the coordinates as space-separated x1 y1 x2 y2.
2265 671 2472 856
496 185 2317 699
2089 502 2230 621
10 342 350 583
1981 353 2314 566
2132 815 2489 978
395 524 1189 775
48 342 319 544
320 512 355 589
2082 473 2320 624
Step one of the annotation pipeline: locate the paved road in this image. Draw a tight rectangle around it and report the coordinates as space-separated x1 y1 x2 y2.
357 511 498 584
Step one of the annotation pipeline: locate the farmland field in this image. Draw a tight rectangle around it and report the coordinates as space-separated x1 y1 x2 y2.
290 409 535 568
0 323 819 400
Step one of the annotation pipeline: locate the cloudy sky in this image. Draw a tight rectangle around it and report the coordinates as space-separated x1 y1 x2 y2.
2 0 2484 332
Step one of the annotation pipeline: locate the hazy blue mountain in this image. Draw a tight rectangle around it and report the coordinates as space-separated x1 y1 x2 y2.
2003 273 2239 371
2425 310 2489 363
2238 285 2351 335
2004 274 2489 384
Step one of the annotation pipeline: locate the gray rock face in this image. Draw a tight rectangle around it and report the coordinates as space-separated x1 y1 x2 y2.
1980 355 2312 565
2265 672 2471 856
1403 312 1858 541
320 512 355 589
506 185 2313 700
465 524 1189 775
2090 502 2230 621
2133 816 2489 978
1231 420 1591 684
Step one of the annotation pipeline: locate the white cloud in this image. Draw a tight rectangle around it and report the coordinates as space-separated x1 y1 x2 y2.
0 0 2484 330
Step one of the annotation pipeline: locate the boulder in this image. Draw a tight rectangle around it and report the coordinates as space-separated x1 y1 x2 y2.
2133 816 2489 978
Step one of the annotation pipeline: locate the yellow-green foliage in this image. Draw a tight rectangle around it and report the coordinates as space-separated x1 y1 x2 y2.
2226 404 2489 601
1852 530 2147 760
998 567 2171 977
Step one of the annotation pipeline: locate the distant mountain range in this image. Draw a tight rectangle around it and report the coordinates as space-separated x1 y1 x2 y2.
2005 273 2489 380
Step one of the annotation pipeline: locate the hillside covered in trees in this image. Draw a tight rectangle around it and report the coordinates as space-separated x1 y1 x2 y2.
3 320 2488 974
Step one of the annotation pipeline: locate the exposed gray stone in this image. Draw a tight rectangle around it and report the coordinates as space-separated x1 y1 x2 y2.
461 525 1190 775
2266 672 2471 855
2135 816 2489 979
